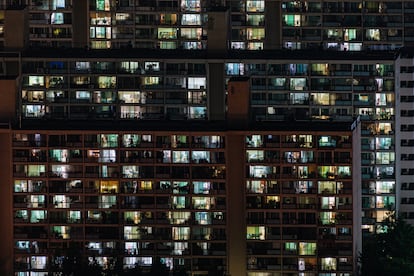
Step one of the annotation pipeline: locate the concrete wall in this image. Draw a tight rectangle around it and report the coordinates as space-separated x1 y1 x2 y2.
4 8 28 49
208 63 225 120
227 78 250 128
352 118 362 274
207 9 230 51
226 133 246 276
265 0 282 49
0 78 18 123
0 130 13 275
72 0 88 48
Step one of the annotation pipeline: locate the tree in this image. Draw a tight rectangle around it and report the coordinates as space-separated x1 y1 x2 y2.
360 212 414 276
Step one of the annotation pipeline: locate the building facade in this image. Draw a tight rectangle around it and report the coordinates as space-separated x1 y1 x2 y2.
1 0 414 50
0 47 398 275
0 0 412 275
395 48 414 225
7 122 356 276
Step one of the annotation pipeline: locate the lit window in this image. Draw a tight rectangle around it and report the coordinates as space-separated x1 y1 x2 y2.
247 28 265 40
187 77 206 89
173 151 189 163
172 227 190 240
28 76 44 86
181 0 201 12
96 0 111 11
321 257 337 270
246 0 264 12
158 28 177 39
180 28 202 39
181 14 201 25
51 13 64 24
285 242 297 251
299 242 316 255
246 226 265 240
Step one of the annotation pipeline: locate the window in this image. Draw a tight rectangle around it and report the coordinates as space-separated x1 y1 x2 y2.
173 242 189 255
118 91 140 104
23 105 45 118
247 0 264 12
143 77 160 86
192 196 214 209
100 180 119 193
290 78 307 90
53 195 70 208
28 165 46 177
247 28 265 40
52 0 66 10
14 180 28 192
318 181 336 194
189 107 206 119
225 63 245 75
172 227 190 240
124 226 140 239
320 212 335 225
366 29 380 40
51 225 70 239
376 152 394 165
99 134 118 147
160 13 177 25
99 195 116 208
159 41 177 49
172 151 189 163
168 211 191 224
246 150 264 162
247 226 265 240
284 15 301 26
75 62 90 71
311 93 329 105
195 212 211 224
76 91 90 100
193 182 210 194
96 0 111 11
321 257 337 270
321 197 335 209
172 196 187 209
172 181 188 194
246 135 263 147
181 28 202 39
344 29 356 41
97 76 115 89
120 61 139 73
249 165 272 178
188 77 206 89
28 76 44 86
30 210 46 223
144 62 160 71
299 242 316 255
181 0 201 12
31 256 47 269
183 41 203 50
122 165 139 178
285 242 297 251
158 28 177 39
51 13 64 24
181 14 201 25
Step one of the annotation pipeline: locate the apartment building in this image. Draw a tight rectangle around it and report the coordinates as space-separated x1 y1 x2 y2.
0 47 393 275
5 121 357 276
1 0 414 50
395 48 414 225
0 0 409 275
